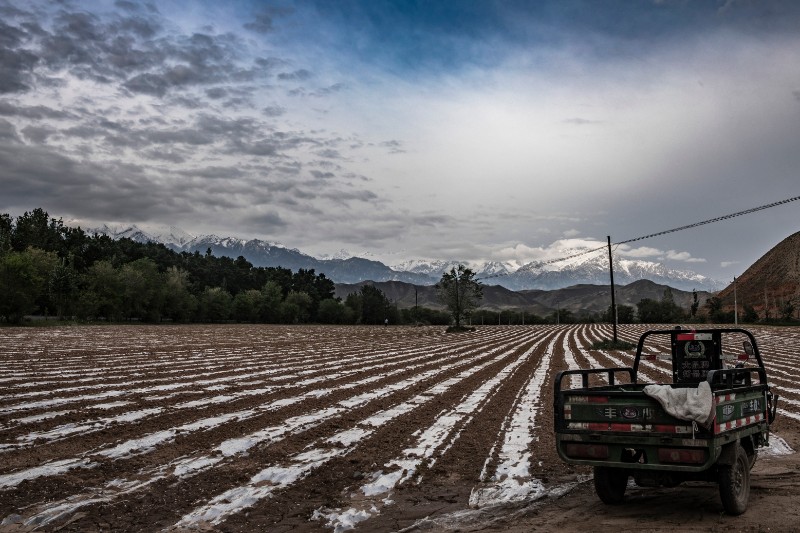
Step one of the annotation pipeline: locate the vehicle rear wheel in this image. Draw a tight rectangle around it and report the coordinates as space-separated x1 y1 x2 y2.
718 444 750 515
594 466 627 505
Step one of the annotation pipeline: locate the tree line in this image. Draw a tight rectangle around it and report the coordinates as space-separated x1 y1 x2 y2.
3 209 783 327
0 209 437 325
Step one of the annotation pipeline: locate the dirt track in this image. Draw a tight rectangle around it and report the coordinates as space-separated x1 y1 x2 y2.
0 324 798 532
405 451 800 533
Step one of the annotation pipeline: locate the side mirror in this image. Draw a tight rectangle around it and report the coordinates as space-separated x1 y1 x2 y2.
743 341 754 356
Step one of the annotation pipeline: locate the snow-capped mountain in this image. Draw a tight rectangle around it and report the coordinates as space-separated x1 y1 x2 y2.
503 252 720 292
87 222 196 248
82 223 723 291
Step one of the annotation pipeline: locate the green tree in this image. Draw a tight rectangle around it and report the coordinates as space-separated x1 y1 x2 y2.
283 290 313 323
636 298 660 323
232 289 264 322
436 265 483 328
742 304 758 323
0 248 57 323
77 260 123 321
198 287 232 322
605 304 634 324
781 299 795 322
259 281 284 323
705 296 723 323
659 288 683 322
690 289 700 318
162 266 196 322
357 284 391 325
119 258 162 321
291 269 335 321
48 257 78 319
617 305 635 324
0 213 12 252
317 298 355 324
547 308 575 324
11 209 67 254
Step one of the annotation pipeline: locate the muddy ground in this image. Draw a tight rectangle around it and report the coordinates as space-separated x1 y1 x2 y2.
405 450 800 533
0 324 798 532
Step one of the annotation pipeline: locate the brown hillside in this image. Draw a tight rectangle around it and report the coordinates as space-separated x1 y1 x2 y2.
717 230 800 319
334 279 711 316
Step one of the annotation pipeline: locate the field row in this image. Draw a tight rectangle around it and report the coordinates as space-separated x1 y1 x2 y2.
0 324 797 532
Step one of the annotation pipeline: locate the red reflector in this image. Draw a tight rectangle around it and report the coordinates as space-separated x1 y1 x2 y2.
565 443 609 460
587 396 609 403
658 448 706 464
677 333 695 341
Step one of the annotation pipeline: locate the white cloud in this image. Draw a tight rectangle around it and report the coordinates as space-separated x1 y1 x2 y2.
616 245 663 259
666 250 706 263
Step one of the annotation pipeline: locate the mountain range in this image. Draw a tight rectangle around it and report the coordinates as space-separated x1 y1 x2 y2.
334 279 714 315
84 222 724 292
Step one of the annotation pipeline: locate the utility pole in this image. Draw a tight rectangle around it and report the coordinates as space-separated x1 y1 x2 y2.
734 276 738 325
454 268 460 328
607 236 618 344
414 287 418 324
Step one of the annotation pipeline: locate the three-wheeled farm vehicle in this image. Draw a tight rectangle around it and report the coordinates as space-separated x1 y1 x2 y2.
554 328 778 515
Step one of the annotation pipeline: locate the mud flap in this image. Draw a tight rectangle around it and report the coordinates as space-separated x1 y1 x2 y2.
717 441 739 466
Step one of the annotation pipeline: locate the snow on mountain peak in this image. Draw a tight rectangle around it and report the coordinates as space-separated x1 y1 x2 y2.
77 221 723 291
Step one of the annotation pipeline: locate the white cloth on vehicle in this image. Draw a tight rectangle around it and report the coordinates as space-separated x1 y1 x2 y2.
643 381 715 429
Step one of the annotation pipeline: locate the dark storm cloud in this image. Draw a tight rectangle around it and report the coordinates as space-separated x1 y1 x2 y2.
195 114 258 137
379 140 404 154
255 56 288 71
288 83 346 98
0 143 161 219
206 87 227 99
176 166 245 180
246 210 288 229
277 69 312 81
0 18 27 48
20 125 55 143
142 148 187 163
243 7 293 35
262 105 286 117
0 101 75 120
109 13 162 39
0 119 20 142
226 127 326 157
0 47 39 94
167 95 206 109
0 0 384 246
0 3 271 98
310 170 335 180
321 188 378 204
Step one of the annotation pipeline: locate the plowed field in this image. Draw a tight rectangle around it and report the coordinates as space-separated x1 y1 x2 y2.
1 324 798 532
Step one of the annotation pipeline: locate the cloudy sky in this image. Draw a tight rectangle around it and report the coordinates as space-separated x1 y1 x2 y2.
1 0 799 281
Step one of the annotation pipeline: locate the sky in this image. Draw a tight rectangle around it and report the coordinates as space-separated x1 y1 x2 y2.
1 0 799 282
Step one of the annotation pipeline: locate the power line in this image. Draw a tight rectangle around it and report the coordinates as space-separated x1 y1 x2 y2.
475 194 800 282
616 195 800 245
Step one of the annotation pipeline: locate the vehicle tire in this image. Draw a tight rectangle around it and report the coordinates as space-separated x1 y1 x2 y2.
594 466 627 505
718 444 750 515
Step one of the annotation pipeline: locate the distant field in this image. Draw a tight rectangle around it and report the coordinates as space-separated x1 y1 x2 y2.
1 324 799 532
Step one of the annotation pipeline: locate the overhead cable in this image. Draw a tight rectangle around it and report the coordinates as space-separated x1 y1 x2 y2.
475 194 800 282
616 195 800 245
